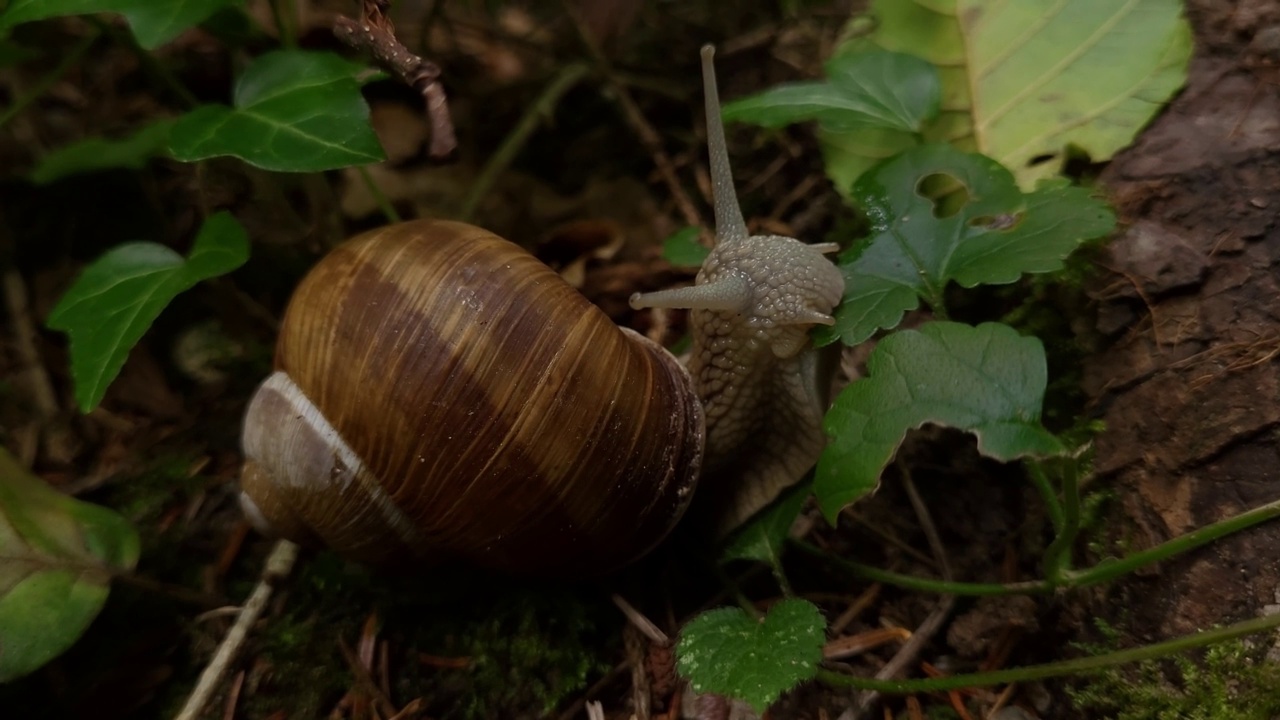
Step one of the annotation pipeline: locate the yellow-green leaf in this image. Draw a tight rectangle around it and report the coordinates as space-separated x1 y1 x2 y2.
0 448 139 682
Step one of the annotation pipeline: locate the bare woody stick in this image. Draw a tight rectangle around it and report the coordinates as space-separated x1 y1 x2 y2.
333 0 457 158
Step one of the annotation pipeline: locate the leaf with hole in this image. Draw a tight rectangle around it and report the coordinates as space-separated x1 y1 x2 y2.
677 598 825 711
30 120 173 185
816 321 1064 520
168 50 385 172
45 212 249 413
830 0 1191 188
817 143 1113 346
0 0 243 49
0 447 139 682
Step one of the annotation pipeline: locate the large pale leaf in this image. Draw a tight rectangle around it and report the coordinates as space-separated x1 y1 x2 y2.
0 0 242 49
820 144 1113 346
169 51 385 172
0 447 139 682
46 212 249 412
827 0 1192 189
677 598 825 711
816 321 1063 521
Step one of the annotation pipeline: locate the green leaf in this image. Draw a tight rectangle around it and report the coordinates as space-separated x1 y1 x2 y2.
662 226 709 267
821 144 1113 346
0 447 139 682
45 212 249 412
677 598 825 711
0 0 243 49
839 0 1192 187
722 51 940 134
168 50 386 172
721 481 810 565
29 120 173 185
815 321 1064 521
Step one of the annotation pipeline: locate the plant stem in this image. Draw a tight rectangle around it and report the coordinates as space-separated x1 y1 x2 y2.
458 63 591 222
794 496 1280 596
85 17 198 108
1040 458 1080 583
1062 496 1280 588
817 610 1280 692
0 32 98 129
270 0 297 48
1025 460 1064 531
357 165 401 223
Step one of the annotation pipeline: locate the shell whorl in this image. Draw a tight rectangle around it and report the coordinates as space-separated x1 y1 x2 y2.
242 220 704 574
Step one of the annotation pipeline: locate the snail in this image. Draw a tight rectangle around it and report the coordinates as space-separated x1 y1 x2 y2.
238 46 845 575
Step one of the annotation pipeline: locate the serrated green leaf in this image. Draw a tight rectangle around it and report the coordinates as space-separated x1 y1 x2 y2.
169 50 385 172
662 227 709 267
816 321 1064 521
0 447 139 682
723 51 940 134
836 0 1191 187
721 481 810 565
29 120 173 185
677 598 825 711
0 0 242 49
822 144 1113 346
46 212 249 412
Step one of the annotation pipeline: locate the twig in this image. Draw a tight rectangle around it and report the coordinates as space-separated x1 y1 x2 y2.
842 462 957 720
457 62 591 222
174 540 299 720
2 263 76 465
560 0 703 231
333 1 457 158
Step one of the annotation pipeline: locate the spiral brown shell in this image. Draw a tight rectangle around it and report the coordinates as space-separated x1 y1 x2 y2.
239 220 704 575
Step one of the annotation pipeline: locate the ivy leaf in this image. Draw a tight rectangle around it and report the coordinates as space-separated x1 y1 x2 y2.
820 144 1113 346
661 226 709 268
29 120 173 185
816 321 1064 521
0 0 243 49
723 50 940 134
677 598 825 712
168 50 385 172
45 212 249 413
0 447 139 682
834 0 1191 188
721 481 810 566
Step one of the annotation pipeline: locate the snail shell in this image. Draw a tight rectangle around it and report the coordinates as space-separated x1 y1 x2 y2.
239 220 704 575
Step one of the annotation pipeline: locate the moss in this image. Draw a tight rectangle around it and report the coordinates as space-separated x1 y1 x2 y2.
240 553 614 719
1068 626 1280 720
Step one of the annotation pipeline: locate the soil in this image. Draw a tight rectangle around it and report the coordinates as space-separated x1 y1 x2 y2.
2 1 1280 719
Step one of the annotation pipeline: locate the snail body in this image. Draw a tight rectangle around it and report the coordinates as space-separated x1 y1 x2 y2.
239 47 843 573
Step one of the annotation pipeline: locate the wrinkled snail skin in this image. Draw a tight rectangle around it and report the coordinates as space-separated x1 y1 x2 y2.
629 46 846 534
239 45 844 573
240 221 704 574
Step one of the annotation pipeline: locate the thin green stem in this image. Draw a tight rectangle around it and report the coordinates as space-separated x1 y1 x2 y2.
357 166 401 224
270 0 297 48
794 496 1280 596
1041 459 1080 582
0 32 98 129
1063 497 1280 588
85 17 198 108
713 563 763 621
458 63 591 222
817 611 1280 692
769 556 794 597
1025 460 1065 531
792 540 1047 596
